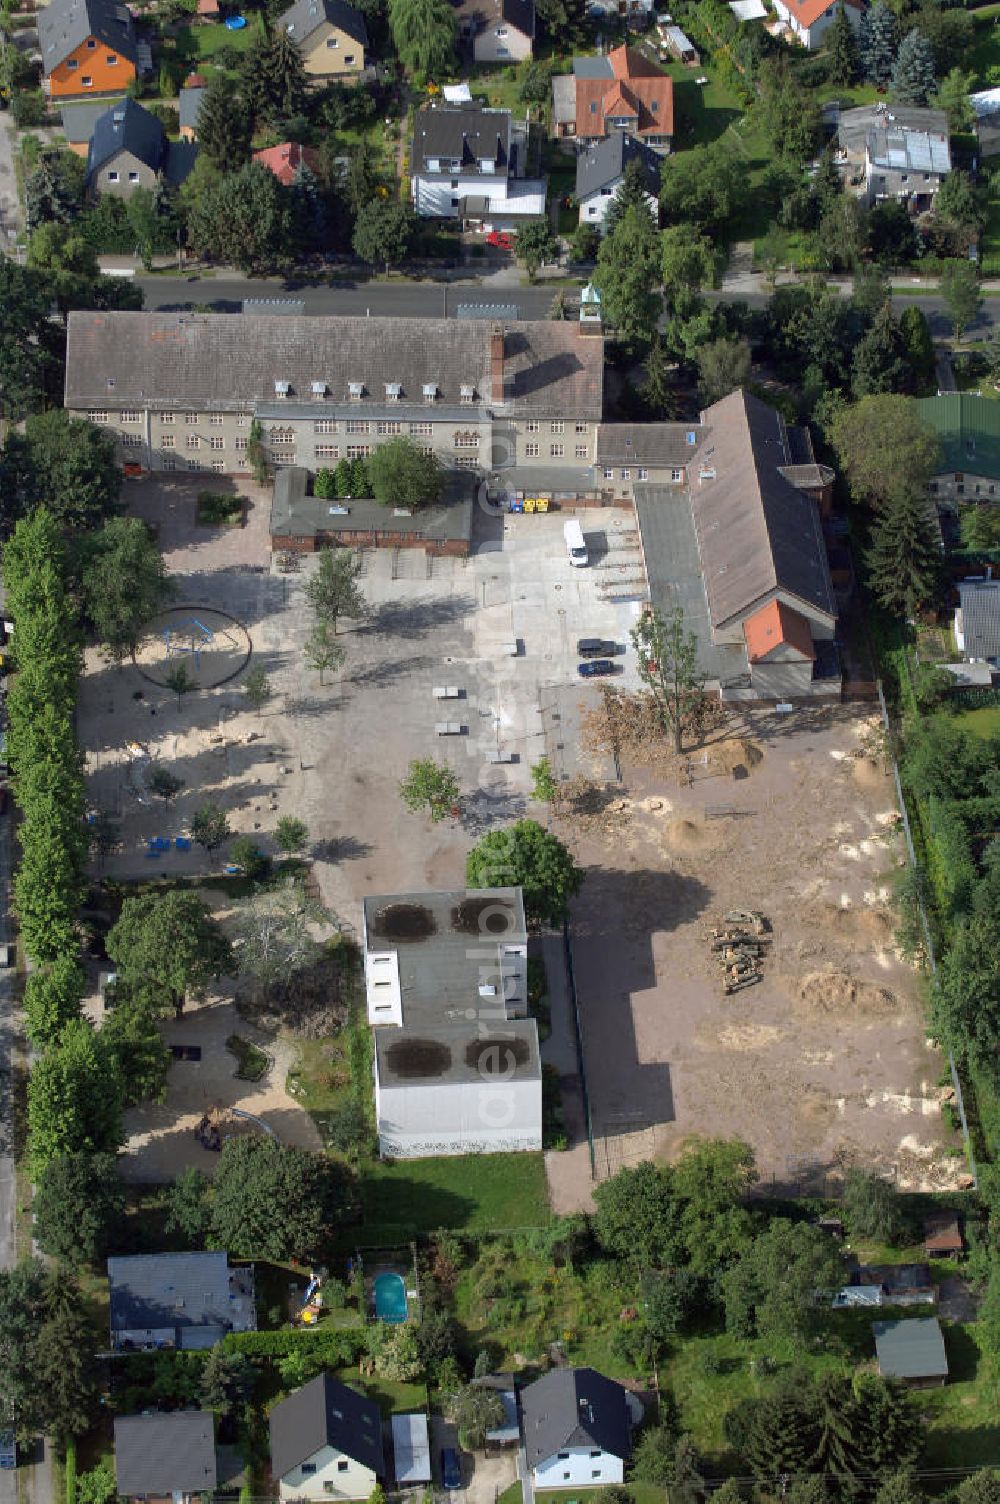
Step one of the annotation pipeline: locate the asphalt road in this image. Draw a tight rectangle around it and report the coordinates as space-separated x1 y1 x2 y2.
134 273 1000 339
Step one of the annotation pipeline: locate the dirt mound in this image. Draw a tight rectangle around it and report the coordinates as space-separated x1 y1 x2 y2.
796 970 899 1015
665 817 714 851
828 905 895 942
706 737 764 777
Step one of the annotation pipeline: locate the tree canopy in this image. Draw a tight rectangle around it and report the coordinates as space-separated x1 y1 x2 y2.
829 395 942 510
368 437 445 510
78 516 173 661
28 1019 125 1174
723 1219 845 1342
0 409 122 532
106 890 234 1018
33 1152 126 1266
210 1135 358 1261
465 819 583 928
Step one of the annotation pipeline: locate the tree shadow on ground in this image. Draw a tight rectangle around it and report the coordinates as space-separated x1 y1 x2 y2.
361 594 476 639
313 835 374 863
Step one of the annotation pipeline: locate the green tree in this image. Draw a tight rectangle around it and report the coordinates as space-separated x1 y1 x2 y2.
530 756 558 803
958 1474 1000 1504
76 1463 118 1504
852 302 912 398
0 258 61 421
352 198 415 273
148 765 185 806
935 66 976 134
829 395 942 510
0 1260 54 1436
875 1471 924 1504
828 0 860 85
593 203 663 355
631 606 704 754
102 998 172 1105
304 620 347 684
900 305 936 392
164 660 196 708
941 259 982 344
934 170 985 248
164 1166 211 1244
200 1347 256 1415
660 143 744 237
447 1384 505 1449
33 1152 125 1266
860 0 897 85
368 436 444 509
24 955 85 1049
517 60 551 107
819 193 867 273
534 0 588 45
388 0 457 76
593 1161 678 1268
0 409 121 531
695 337 750 407
247 417 269 484
190 802 231 858
606 156 658 237
106 889 234 1018
79 516 173 661
643 333 682 418
242 664 272 713
660 225 716 302
191 71 251 173
933 911 1000 1068
210 1134 357 1261
187 162 292 275
866 488 942 617
230 834 267 879
32 1298 101 1438
723 1220 845 1341
24 147 83 231
756 58 821 162
275 815 309 855
28 1019 125 1174
891 27 936 106
465 819 583 928
569 222 600 262
516 221 559 279
843 1166 904 1242
305 548 368 634
399 758 460 822
250 26 307 121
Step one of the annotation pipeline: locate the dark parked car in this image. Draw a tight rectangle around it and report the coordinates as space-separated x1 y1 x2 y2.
440 1448 462 1490
578 659 617 678
0 1431 15 1469
577 638 620 657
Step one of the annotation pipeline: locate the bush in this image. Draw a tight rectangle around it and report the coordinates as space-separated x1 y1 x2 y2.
314 468 337 499
229 834 268 879
223 1328 364 1362
12 90 49 128
225 1033 270 1082
196 490 244 526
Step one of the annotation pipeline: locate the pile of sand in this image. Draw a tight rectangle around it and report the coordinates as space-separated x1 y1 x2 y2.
828 905 895 943
796 969 899 1015
706 737 764 777
665 817 716 852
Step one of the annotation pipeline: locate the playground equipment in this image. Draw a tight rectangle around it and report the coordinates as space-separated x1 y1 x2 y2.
194 1104 276 1152
163 616 215 672
299 1270 326 1325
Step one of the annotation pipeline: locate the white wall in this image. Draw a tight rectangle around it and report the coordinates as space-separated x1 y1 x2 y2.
376 1075 542 1158
412 171 509 218
533 1448 625 1490
279 1446 377 1502
474 23 532 61
748 658 815 698
578 185 658 228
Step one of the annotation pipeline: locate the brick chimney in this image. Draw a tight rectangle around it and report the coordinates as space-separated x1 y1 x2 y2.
490 324 505 404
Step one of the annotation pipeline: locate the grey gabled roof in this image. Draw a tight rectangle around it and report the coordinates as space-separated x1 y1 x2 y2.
597 421 703 466
60 100 115 143
412 103 511 175
573 54 614 79
86 98 165 182
39 0 136 73
65 312 605 420
838 103 948 155
178 84 205 130
114 1412 217 1497
164 139 199 187
873 1318 948 1380
278 0 368 48
269 1375 385 1481
691 389 836 630
958 580 1000 660
576 132 662 200
521 1368 632 1469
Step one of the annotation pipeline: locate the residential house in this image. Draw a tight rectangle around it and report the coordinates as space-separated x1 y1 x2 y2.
453 0 535 61
63 311 605 510
391 1414 431 1486
107 1251 256 1351
575 132 661 229
955 579 1000 663
269 1373 385 1501
924 1212 964 1259
873 1317 949 1387
520 1367 633 1490
630 389 839 697
253 141 322 185
85 97 197 198
277 0 368 81
178 82 206 141
771 0 860 49
728 0 768 19
39 0 138 100
555 46 673 151
59 99 113 156
916 392 1000 506
834 1263 937 1309
362 888 541 1158
114 1412 217 1503
658 22 699 63
837 103 951 210
410 103 547 224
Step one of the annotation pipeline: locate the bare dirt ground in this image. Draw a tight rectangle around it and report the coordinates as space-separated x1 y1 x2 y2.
549 701 964 1213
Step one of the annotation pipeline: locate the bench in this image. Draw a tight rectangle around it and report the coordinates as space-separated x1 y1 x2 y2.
435 722 466 736
432 686 461 699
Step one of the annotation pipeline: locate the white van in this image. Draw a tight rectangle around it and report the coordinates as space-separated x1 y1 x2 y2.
563 518 588 567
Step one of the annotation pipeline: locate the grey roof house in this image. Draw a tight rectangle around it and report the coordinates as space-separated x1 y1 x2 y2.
453 0 535 61
107 1251 256 1351
114 1411 217 1502
955 579 1000 663
270 1374 385 1501
38 0 138 96
521 1367 633 1488
85 98 198 197
59 99 114 153
277 0 368 80
575 133 662 229
410 103 546 222
178 83 206 140
873 1317 949 1387
837 102 950 209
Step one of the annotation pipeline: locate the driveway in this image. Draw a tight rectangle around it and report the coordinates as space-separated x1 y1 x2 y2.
0 116 20 244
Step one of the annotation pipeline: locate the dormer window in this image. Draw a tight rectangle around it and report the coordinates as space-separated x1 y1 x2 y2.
385 383 402 402
107 378 116 390
651 100 658 112
274 380 291 398
348 382 365 400
423 383 438 403
311 381 327 397
460 384 475 405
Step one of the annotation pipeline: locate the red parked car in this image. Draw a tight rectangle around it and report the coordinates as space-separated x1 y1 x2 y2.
485 231 513 249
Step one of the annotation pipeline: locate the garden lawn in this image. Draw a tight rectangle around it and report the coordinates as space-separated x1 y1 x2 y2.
170 15 265 69
287 1034 354 1148
331 1367 428 1415
955 704 1000 738
359 1152 549 1239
